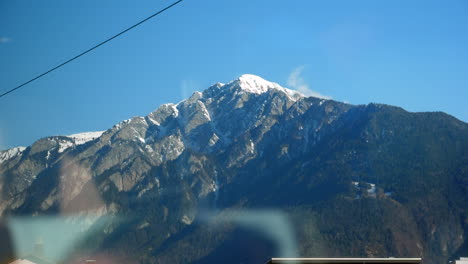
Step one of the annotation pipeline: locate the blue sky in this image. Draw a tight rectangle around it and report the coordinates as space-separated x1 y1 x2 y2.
1 0 467 149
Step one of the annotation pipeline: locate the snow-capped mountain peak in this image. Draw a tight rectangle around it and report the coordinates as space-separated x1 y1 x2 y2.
235 74 278 94
229 74 304 100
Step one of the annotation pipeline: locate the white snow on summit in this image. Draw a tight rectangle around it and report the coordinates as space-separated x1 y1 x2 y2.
234 74 304 100
0 146 26 164
237 74 277 94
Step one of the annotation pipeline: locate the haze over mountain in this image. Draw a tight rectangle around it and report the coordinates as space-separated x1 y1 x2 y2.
0 75 467 264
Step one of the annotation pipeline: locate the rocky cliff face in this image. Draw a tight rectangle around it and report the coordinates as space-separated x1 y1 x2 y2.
0 74 467 264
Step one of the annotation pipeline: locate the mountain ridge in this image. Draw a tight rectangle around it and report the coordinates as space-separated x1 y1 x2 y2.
0 75 467 264
2 74 465 154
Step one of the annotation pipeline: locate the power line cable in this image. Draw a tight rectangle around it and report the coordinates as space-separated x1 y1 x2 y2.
0 0 184 99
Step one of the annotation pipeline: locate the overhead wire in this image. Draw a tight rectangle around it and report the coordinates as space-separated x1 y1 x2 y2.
0 0 185 99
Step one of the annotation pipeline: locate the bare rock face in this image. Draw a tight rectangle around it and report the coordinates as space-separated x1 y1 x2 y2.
1 75 467 264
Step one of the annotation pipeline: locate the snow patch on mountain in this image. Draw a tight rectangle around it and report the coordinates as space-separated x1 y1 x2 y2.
352 181 386 198
58 140 74 153
67 131 105 145
181 215 193 225
0 146 26 164
40 131 106 154
368 183 376 195
208 133 219 146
